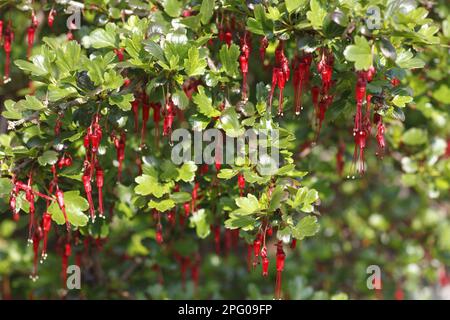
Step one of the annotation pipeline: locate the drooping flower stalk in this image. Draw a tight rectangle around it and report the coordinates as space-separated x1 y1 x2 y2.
259 36 268 63
113 132 126 182
55 188 70 232
48 8 56 28
261 246 269 276
131 97 140 133
163 98 176 138
237 173 245 196
82 163 96 221
41 212 52 261
3 21 14 83
253 233 262 267
31 227 42 281
96 166 104 218
25 173 35 243
275 241 286 300
293 54 312 115
239 31 250 100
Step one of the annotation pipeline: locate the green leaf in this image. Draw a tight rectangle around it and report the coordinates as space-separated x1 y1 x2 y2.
392 95 413 108
306 0 327 30
48 191 89 227
148 199 175 212
48 84 78 102
292 216 320 240
176 162 197 182
163 0 182 18
268 186 284 212
220 108 244 137
192 86 221 117
402 128 428 146
395 50 425 69
19 95 45 111
38 150 59 166
109 93 135 111
225 214 256 231
200 0 214 25
184 46 207 76
233 194 260 215
190 209 210 238
286 0 307 13
89 24 117 48
343 36 372 71
170 192 192 203
134 175 174 198
432 85 450 104
15 57 48 76
219 44 240 78
144 40 166 62
0 178 13 197
217 169 238 179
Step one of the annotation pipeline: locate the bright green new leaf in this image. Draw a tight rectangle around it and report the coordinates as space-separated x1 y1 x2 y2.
135 175 174 198
292 216 320 240
219 44 240 78
306 0 327 30
192 86 221 117
343 36 372 71
184 47 207 76
148 199 176 212
38 150 58 166
109 93 135 111
200 0 214 25
48 191 89 227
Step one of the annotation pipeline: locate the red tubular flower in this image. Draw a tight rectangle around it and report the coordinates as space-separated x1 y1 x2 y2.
31 227 42 281
290 239 297 249
261 246 269 277
275 241 286 300
268 67 279 109
27 25 36 59
277 68 286 116
0 20 3 42
374 113 386 158
96 166 104 217
237 173 245 196
41 212 52 261
25 174 35 243
259 36 269 63
183 202 190 217
55 189 70 232
253 234 262 267
191 181 200 212
114 48 124 61
163 99 175 137
3 22 14 83
132 98 140 133
113 133 126 182
294 54 312 115
156 222 163 244
82 169 96 221
48 8 56 28
167 210 176 226
225 31 232 47
391 77 400 87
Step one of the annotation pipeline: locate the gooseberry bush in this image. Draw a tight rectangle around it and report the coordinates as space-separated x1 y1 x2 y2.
0 0 448 299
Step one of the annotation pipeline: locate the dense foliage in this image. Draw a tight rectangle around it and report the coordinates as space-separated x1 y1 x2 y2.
0 0 449 299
